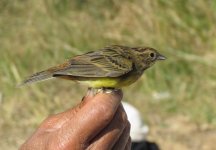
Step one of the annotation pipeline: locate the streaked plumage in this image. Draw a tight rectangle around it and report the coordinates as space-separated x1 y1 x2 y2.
19 45 166 88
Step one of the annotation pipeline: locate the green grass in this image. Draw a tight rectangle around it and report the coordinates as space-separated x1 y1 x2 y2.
0 0 216 149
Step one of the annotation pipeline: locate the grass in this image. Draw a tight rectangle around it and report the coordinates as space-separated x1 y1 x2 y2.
0 0 216 149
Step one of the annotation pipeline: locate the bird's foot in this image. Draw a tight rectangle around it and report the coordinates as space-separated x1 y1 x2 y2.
82 87 119 101
101 87 119 94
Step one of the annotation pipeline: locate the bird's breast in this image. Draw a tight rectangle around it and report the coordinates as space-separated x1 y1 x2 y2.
80 71 142 88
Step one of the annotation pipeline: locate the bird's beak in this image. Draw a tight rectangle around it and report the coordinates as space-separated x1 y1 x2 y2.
156 53 166 60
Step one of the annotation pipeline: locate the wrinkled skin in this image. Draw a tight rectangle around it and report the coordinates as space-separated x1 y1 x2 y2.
19 90 131 150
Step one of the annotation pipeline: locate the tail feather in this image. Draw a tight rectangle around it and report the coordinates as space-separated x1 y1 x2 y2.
18 71 53 87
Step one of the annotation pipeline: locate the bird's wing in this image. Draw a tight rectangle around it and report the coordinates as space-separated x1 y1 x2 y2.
53 47 133 77
18 46 133 86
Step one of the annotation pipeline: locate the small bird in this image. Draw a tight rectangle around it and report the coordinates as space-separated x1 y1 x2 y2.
19 45 166 91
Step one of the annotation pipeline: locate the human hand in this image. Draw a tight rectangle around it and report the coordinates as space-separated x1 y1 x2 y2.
19 90 131 150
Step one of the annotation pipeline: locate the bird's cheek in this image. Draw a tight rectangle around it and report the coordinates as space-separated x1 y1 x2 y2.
149 62 154 66
150 62 155 67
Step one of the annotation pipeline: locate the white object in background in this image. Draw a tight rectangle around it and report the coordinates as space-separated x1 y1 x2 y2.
122 102 149 142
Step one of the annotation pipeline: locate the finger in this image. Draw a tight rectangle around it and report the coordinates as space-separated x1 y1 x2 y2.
70 89 123 138
124 137 132 150
87 104 128 150
55 90 123 149
40 89 122 130
112 121 131 150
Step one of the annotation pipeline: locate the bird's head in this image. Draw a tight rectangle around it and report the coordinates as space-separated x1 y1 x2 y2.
132 47 166 70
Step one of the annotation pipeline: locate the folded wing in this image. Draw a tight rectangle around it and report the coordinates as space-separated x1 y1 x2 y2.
19 46 133 86
54 47 133 77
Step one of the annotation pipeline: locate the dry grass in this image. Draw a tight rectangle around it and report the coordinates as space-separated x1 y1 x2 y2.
0 0 216 149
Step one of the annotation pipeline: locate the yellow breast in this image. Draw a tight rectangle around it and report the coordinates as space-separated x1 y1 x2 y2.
80 72 142 88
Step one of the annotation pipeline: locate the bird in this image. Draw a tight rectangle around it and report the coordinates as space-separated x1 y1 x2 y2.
19 45 166 92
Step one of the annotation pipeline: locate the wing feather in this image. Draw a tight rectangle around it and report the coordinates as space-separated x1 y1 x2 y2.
19 45 133 86
54 47 133 77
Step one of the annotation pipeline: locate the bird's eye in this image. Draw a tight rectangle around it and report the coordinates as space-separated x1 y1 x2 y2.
150 53 155 58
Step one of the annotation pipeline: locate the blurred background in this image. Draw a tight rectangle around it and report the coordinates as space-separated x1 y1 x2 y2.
0 0 216 149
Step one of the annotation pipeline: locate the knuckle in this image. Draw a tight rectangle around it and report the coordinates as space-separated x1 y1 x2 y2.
45 114 57 122
41 114 59 127
125 121 131 131
47 114 56 120
119 105 128 123
122 110 128 122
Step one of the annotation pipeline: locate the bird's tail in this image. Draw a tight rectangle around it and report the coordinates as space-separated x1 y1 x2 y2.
17 70 53 87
